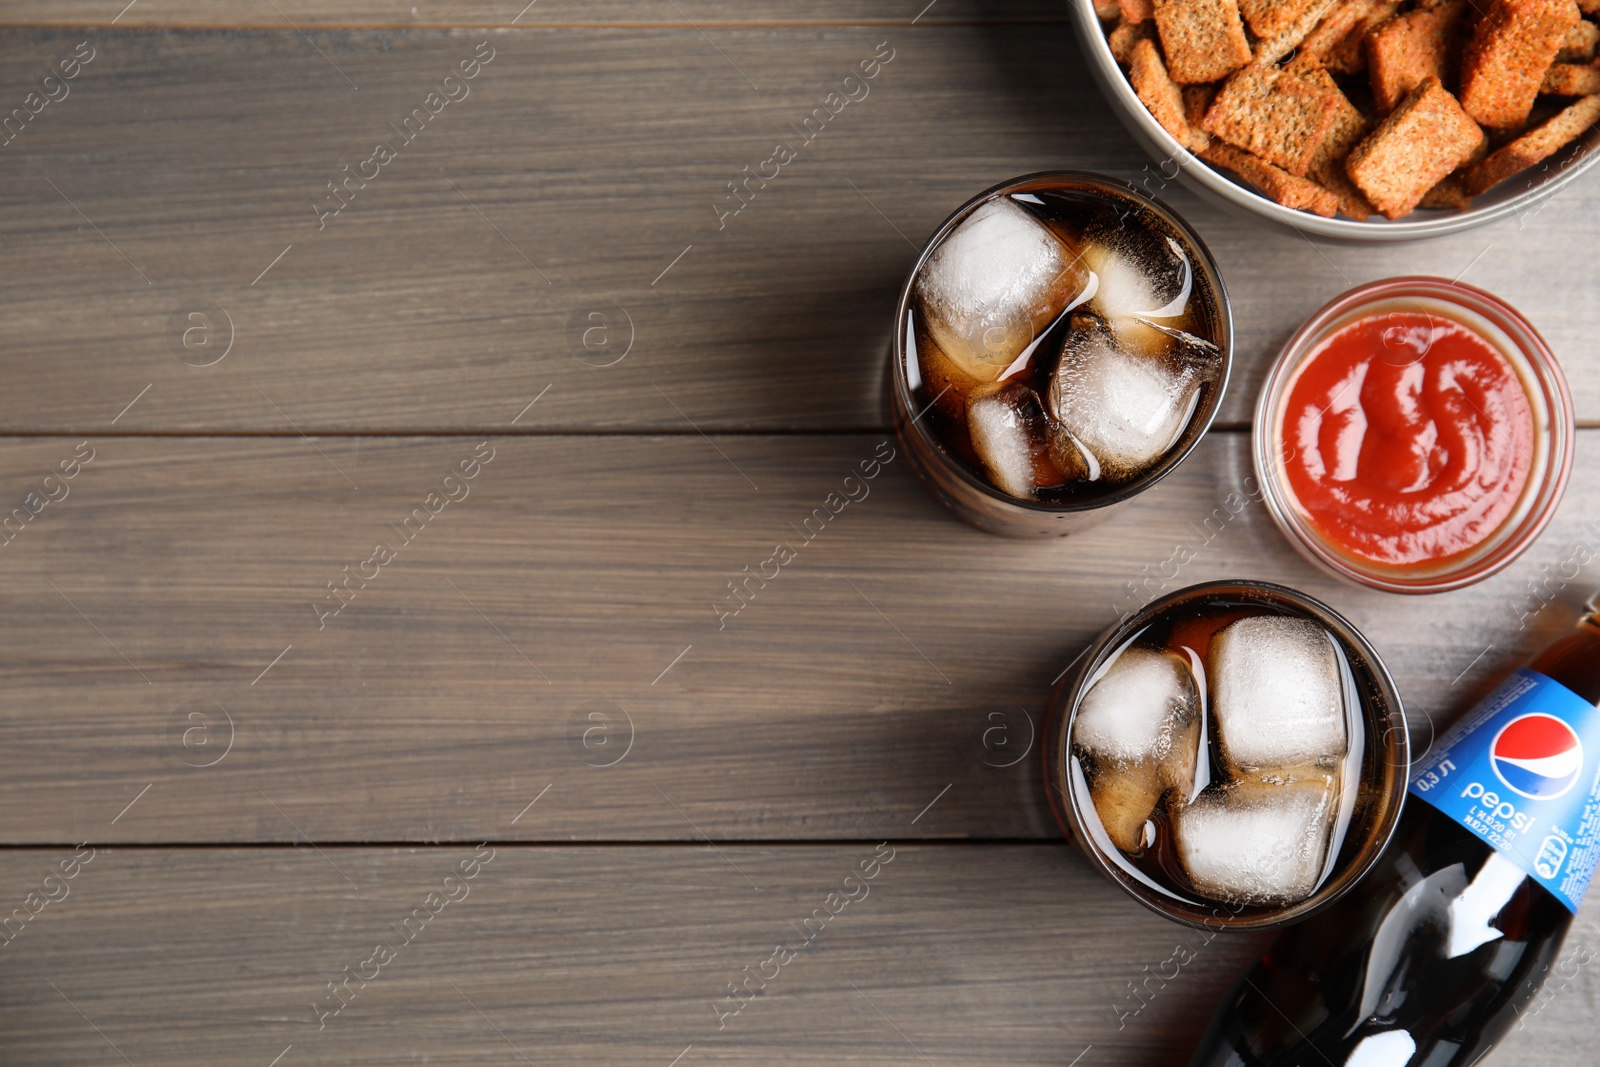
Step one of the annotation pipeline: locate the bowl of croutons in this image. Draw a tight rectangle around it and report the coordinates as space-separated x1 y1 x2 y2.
1072 0 1600 237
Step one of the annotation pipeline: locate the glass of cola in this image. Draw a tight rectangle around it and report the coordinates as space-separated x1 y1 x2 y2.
890 172 1232 537
1045 580 1410 929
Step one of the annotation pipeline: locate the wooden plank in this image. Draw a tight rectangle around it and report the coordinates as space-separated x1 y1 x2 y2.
1 25 1595 433
0 844 1592 1065
0 0 1064 29
0 429 1594 843
0 844 1587 1062
0 844 1261 1066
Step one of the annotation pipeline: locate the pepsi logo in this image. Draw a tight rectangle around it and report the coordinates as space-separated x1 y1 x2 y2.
1491 714 1584 800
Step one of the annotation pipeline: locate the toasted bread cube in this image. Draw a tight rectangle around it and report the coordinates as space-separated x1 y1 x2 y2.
1559 18 1600 59
1292 0 1386 70
1346 77 1487 217
1110 18 1155 63
1097 0 1125 19
1301 69 1379 218
1460 0 1582 128
1327 0 1404 73
1462 91 1600 190
1581 0 1600 15
1202 142 1341 214
1254 0 1341 65
1542 60 1600 92
1238 0 1330 39
1183 84 1219 126
1121 0 1158 23
1367 1 1470 113
1153 0 1254 83
1202 66 1341 174
1322 173 1377 218
1461 128 1494 166
1418 171 1476 208
1130 38 1213 151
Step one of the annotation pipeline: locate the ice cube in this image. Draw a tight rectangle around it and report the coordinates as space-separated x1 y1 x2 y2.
1172 785 1335 904
966 383 1066 499
913 198 1090 382
1231 767 1338 798
1163 714 1202 800
1210 617 1348 770
1048 317 1201 480
1082 232 1193 321
1074 647 1201 851
1081 232 1196 358
1075 647 1200 761
1088 763 1164 853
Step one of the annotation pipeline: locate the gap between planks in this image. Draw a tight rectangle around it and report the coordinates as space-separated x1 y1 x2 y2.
0 18 1077 31
0 838 1066 851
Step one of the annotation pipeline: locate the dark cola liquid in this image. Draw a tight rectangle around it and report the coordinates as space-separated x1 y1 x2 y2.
1190 608 1600 1066
1071 595 1388 922
907 182 1226 505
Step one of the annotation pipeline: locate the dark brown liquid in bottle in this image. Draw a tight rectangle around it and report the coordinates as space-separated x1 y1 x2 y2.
1528 607 1600 704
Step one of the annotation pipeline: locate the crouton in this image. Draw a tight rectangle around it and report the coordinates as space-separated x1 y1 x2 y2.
1130 38 1213 151
1097 0 1125 20
1418 171 1476 207
1291 0 1385 71
1252 0 1341 65
1558 18 1600 59
1302 69 1379 218
1202 65 1341 174
1110 18 1155 63
1237 0 1329 40
1366 1 1469 113
1541 60 1600 92
1183 84 1219 126
1121 0 1158 23
1327 0 1404 73
1459 0 1582 128
1461 129 1494 166
1346 77 1487 217
1326 179 1378 218
1581 0 1600 15
1201 142 1341 214
1462 91 1600 190
1153 0 1255 83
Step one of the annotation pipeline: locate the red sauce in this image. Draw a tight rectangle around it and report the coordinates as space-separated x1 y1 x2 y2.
1280 309 1535 567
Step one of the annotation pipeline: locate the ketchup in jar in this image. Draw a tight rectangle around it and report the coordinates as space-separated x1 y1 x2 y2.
1256 278 1574 594
1280 309 1534 566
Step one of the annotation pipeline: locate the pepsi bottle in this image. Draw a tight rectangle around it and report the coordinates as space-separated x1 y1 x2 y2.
1190 596 1600 1066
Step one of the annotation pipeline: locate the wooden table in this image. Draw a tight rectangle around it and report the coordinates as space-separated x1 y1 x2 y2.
0 3 1596 1064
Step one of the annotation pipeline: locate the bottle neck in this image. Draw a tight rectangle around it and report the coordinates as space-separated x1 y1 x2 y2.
1530 602 1600 705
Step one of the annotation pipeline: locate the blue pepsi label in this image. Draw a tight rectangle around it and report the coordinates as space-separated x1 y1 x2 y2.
1410 669 1600 913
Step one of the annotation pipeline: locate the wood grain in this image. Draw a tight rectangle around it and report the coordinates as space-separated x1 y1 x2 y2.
0 844 1590 1066
1 0 1067 29
0 429 1591 844
1 24 1596 433
3 9 1598 1066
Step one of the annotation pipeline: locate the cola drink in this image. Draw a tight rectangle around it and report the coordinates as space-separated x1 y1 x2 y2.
1190 594 1600 1066
1047 581 1409 930
890 172 1232 537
